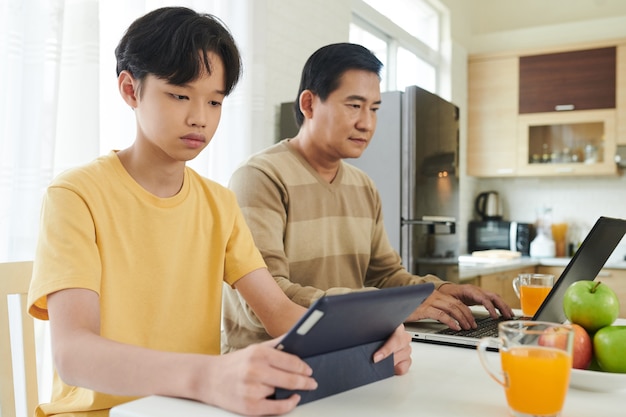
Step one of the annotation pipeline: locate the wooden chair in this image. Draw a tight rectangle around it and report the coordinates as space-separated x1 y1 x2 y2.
0 260 38 417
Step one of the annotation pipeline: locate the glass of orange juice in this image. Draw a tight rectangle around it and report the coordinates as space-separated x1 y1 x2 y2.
477 321 574 417
512 273 554 316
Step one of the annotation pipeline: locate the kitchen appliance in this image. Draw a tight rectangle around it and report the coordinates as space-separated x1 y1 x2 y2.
279 86 460 278
349 86 459 278
474 191 502 220
468 220 536 256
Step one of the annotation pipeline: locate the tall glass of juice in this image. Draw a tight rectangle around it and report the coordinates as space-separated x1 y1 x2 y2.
477 321 574 417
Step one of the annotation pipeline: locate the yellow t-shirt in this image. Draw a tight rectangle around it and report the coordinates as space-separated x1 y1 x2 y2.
27 151 266 416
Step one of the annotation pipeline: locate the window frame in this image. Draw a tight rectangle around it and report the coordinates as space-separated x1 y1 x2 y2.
351 0 450 96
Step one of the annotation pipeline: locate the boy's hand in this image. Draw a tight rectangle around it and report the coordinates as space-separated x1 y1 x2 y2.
372 325 412 375
204 338 317 416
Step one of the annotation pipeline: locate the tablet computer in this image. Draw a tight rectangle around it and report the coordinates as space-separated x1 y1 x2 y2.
273 283 435 403
276 282 435 358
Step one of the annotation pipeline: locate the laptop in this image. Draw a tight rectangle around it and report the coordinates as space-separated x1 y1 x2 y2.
407 216 626 349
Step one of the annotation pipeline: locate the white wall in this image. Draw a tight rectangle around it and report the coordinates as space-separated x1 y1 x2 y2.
251 0 352 154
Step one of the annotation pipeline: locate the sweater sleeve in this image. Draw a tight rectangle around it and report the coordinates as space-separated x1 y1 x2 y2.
362 186 447 290
230 163 370 307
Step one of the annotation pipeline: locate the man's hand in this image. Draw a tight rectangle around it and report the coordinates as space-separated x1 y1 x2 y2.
438 282 514 319
372 325 412 375
405 283 514 330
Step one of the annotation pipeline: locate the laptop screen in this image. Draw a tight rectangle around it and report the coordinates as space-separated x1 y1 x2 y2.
534 216 626 323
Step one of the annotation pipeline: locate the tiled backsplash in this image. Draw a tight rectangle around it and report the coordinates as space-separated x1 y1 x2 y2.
473 174 626 264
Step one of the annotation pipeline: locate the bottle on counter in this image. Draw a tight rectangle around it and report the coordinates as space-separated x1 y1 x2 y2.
530 206 556 258
551 222 568 257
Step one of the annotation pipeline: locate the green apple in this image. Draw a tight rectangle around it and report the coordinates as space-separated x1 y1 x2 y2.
563 281 619 334
593 325 626 373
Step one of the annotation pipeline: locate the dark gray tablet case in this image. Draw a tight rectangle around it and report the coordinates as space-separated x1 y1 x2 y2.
274 283 435 404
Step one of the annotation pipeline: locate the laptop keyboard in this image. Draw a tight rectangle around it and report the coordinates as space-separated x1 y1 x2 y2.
435 315 512 338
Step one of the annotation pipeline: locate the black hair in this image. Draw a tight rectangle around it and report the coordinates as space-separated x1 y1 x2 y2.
293 43 383 127
115 7 242 96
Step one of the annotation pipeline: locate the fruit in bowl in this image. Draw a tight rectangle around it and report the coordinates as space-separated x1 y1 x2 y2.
571 323 593 370
538 323 593 369
593 325 626 373
563 281 619 334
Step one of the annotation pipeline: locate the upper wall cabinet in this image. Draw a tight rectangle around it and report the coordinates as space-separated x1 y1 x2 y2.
517 109 617 176
618 45 626 145
519 47 616 114
467 42 624 177
467 57 518 177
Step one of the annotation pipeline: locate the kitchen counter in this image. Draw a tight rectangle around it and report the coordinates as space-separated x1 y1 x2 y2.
458 256 626 282
458 257 536 281
539 257 626 269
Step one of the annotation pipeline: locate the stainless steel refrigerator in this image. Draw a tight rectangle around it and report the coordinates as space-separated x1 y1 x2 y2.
348 86 460 280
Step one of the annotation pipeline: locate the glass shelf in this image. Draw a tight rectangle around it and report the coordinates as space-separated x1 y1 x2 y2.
517 109 617 176
527 122 604 165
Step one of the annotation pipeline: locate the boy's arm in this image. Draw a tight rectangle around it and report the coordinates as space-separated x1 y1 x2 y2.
47 287 316 416
234 268 308 337
236 268 413 375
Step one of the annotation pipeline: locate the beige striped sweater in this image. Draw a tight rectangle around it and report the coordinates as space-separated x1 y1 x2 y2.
221 140 444 352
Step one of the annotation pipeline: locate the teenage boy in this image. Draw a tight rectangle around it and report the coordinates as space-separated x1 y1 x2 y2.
222 43 514 352
27 10 410 417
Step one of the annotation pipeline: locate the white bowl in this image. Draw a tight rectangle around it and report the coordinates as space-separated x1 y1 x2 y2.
570 368 626 392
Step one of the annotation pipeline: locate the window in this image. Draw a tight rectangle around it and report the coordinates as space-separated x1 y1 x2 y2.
349 19 389 91
350 0 449 96
0 0 255 262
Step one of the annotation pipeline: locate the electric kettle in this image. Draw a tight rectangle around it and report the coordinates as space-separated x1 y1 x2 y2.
475 191 502 220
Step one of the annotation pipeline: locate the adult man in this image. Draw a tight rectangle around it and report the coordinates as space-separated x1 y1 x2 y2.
222 43 513 352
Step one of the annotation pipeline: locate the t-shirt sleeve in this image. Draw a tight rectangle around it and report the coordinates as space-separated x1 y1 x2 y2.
222 193 267 288
28 186 102 320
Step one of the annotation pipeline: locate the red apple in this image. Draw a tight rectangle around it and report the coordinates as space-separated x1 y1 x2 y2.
570 323 593 369
538 327 569 350
537 324 591 369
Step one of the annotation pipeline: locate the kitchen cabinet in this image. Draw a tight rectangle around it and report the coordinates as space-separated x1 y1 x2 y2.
467 41 625 177
618 45 626 145
517 109 617 176
518 47 616 114
467 56 518 177
536 265 567 278
594 269 626 318
477 265 536 309
537 265 626 318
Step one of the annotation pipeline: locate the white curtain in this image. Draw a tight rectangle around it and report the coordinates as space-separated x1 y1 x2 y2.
0 0 256 263
1 0 257 413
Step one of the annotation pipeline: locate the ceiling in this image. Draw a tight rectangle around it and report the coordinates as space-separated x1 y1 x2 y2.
469 0 626 34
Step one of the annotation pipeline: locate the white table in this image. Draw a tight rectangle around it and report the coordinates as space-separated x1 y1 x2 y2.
110 340 624 417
